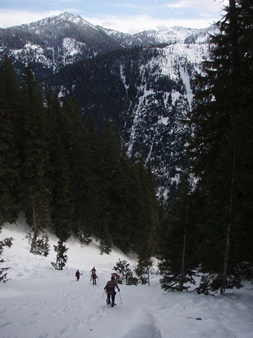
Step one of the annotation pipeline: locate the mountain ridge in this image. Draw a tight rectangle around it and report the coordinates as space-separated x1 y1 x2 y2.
0 12 214 201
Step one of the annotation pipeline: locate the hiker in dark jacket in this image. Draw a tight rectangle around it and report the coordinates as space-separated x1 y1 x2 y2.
104 275 120 307
91 271 98 285
90 267 96 274
75 269 82 281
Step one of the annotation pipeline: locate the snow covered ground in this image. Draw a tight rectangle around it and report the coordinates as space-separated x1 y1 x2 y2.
1 217 253 338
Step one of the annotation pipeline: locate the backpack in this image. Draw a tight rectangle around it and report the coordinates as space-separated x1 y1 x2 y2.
106 280 115 291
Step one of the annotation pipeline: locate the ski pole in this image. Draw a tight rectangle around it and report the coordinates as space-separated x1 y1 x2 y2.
119 291 122 304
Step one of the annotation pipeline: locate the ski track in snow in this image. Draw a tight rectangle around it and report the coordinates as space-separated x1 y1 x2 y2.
2 274 253 338
1 222 253 338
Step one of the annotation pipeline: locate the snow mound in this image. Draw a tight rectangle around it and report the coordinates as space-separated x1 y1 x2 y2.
121 309 161 338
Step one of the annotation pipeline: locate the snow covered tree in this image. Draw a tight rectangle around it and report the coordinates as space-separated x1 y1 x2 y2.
135 258 152 285
29 234 50 257
51 241 68 270
113 259 137 285
0 227 13 282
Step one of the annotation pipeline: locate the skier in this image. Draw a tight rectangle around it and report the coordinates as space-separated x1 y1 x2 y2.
90 270 98 285
104 275 120 307
90 267 96 274
75 269 82 281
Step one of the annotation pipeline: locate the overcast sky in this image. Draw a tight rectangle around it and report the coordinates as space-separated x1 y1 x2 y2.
0 0 227 34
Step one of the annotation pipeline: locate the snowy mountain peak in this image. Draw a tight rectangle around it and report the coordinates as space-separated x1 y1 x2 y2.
133 25 211 45
25 12 98 35
52 12 97 30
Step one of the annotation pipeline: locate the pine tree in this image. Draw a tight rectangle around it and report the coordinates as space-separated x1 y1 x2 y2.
159 174 198 291
113 259 137 285
72 113 103 239
0 55 22 223
135 258 152 285
97 119 121 251
61 97 90 235
46 91 74 241
132 157 159 263
51 241 68 270
0 227 13 283
108 148 141 253
188 0 253 292
19 63 51 251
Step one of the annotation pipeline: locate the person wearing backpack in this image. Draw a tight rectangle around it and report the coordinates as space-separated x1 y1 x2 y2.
90 271 98 285
104 275 120 307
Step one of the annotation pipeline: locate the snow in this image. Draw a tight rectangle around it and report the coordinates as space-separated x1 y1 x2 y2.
1 217 253 338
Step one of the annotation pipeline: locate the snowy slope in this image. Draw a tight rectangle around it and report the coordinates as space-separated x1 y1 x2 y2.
1 218 253 338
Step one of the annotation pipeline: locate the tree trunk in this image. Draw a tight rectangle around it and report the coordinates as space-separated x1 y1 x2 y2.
30 192 38 252
229 0 240 76
222 147 236 293
179 194 189 291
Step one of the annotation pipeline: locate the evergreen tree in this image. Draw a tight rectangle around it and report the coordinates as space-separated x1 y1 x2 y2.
135 258 152 285
108 148 142 253
0 55 22 223
188 0 253 292
51 241 68 270
97 119 121 252
134 158 159 261
75 113 103 238
61 97 89 236
27 233 50 256
0 227 13 283
19 63 51 251
46 91 74 241
113 259 137 285
159 174 198 291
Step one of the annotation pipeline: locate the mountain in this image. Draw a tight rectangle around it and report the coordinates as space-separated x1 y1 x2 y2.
0 12 123 79
0 13 215 201
101 24 213 48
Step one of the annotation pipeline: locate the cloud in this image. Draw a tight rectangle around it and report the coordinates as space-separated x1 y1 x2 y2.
0 6 222 33
164 0 225 11
84 14 217 34
112 3 139 10
0 10 62 28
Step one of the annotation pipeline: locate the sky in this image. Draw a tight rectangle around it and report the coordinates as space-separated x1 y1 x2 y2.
1 216 253 338
0 0 227 34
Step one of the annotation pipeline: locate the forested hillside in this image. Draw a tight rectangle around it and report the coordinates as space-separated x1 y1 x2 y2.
0 57 162 265
42 45 192 201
